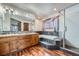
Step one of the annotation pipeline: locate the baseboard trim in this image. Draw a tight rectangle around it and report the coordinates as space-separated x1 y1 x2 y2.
60 47 79 56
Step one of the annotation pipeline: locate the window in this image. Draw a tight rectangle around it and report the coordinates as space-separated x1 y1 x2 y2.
44 17 59 32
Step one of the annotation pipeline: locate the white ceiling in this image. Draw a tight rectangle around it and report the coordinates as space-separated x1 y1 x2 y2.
2 3 75 19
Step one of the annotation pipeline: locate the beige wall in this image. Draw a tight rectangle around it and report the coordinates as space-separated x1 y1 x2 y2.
34 19 43 31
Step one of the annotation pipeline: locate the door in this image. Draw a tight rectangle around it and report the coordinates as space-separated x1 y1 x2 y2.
23 23 29 31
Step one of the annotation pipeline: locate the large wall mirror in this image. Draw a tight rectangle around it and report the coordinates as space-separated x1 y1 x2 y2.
10 18 21 32
0 5 34 33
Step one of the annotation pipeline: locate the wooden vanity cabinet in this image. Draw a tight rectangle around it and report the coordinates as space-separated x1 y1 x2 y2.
0 33 39 55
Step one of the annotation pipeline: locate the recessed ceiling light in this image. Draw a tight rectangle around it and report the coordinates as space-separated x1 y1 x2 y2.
53 8 57 11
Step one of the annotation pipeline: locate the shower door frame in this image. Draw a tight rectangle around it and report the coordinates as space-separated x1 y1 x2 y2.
61 3 79 54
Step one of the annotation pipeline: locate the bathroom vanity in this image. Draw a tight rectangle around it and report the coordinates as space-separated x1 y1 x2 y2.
0 32 39 55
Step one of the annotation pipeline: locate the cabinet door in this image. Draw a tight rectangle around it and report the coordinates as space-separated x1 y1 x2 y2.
17 39 30 50
7 36 17 53
0 37 10 55
24 38 31 47
23 35 31 46
31 34 39 45
17 35 31 49
16 39 24 50
10 40 17 52
0 42 9 55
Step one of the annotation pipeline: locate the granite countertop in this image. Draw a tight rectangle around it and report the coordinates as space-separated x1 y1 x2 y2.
0 32 38 37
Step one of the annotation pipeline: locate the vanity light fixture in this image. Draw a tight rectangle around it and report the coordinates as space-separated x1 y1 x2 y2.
9 8 14 14
53 8 57 11
13 11 18 15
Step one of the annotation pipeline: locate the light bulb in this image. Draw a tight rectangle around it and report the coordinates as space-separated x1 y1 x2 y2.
53 8 57 11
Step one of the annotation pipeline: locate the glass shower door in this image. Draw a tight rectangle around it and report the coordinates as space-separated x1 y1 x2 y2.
65 4 79 54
